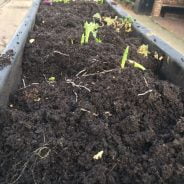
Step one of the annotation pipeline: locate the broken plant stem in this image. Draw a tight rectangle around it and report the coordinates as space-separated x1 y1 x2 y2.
138 89 153 96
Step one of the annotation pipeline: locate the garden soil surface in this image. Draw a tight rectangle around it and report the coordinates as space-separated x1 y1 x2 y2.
0 1 184 184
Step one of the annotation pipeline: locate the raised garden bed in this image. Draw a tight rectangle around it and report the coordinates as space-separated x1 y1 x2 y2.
0 0 184 183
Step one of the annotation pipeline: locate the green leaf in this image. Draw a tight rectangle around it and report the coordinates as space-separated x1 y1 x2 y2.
48 77 56 81
103 17 116 26
95 38 102 43
93 13 101 20
80 33 85 45
128 60 146 71
121 46 129 69
137 44 150 57
81 21 100 44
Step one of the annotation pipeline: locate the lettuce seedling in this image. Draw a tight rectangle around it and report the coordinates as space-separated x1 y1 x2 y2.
81 21 101 44
119 17 133 32
93 13 102 21
137 44 150 57
121 46 129 69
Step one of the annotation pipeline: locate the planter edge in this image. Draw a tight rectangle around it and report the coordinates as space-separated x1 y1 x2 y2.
0 0 41 108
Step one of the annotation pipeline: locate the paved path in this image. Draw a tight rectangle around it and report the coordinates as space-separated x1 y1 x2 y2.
0 0 32 53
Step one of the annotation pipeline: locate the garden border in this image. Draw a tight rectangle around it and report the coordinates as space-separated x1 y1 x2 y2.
0 0 184 107
0 0 41 107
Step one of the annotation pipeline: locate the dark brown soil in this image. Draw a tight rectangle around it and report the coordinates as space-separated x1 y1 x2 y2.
0 50 13 70
0 1 184 184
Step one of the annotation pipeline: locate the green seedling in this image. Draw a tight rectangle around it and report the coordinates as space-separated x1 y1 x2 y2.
120 16 133 32
95 38 102 43
137 44 150 57
93 13 102 21
48 76 56 82
121 46 129 69
81 21 101 44
128 60 146 71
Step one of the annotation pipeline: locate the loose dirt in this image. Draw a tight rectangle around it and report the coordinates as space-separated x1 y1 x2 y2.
0 1 184 184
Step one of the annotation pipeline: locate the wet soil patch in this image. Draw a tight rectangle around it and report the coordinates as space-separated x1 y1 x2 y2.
0 1 184 184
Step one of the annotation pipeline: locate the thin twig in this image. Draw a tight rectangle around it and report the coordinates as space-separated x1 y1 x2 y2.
108 164 117 174
138 89 153 96
18 83 39 90
80 108 91 113
76 69 86 77
143 77 149 87
73 90 78 103
53 50 69 57
31 158 38 184
66 79 91 92
82 69 118 77
22 79 26 88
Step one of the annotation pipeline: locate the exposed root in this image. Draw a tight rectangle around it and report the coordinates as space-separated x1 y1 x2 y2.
143 76 149 87
53 50 69 57
19 82 39 90
138 89 153 96
66 79 91 92
34 146 51 160
9 158 32 184
9 144 51 184
80 108 98 116
73 90 78 102
76 69 86 77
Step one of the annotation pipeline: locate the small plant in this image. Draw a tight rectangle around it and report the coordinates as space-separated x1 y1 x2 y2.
102 15 133 32
137 44 150 57
48 76 56 83
121 46 129 69
121 46 146 71
81 21 101 44
121 17 133 32
93 13 102 21
103 16 124 32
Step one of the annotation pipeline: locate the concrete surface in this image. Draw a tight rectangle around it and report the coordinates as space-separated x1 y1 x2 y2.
0 0 33 53
153 16 184 40
117 1 184 54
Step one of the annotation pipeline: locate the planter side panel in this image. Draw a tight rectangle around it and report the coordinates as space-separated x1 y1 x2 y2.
0 0 41 107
